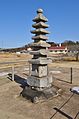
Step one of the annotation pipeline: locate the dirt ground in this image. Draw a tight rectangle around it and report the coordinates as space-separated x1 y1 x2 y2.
0 75 79 119
0 53 79 119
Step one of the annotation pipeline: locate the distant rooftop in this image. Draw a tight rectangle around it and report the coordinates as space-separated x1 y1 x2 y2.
48 46 67 50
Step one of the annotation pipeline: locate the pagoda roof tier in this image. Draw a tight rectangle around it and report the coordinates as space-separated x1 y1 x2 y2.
32 35 48 40
31 28 50 34
30 49 48 55
29 57 52 64
33 15 48 22
33 9 48 22
32 22 49 28
30 40 50 47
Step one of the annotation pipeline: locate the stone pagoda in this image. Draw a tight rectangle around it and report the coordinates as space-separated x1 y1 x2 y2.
22 9 55 103
27 8 52 89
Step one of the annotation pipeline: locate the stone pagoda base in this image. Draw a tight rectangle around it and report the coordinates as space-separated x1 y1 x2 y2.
21 85 61 103
27 75 52 88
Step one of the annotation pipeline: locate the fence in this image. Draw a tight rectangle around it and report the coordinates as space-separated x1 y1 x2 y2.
0 60 29 81
48 66 79 85
0 61 79 85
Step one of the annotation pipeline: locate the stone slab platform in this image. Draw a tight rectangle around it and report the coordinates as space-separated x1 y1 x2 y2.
21 85 60 103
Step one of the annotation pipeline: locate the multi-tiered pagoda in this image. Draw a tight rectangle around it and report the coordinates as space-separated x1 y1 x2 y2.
22 9 55 103
27 8 52 89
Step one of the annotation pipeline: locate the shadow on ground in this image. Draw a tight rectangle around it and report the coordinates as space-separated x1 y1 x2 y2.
7 73 28 88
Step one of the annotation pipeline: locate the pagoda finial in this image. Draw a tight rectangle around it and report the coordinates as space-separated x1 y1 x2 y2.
37 8 43 14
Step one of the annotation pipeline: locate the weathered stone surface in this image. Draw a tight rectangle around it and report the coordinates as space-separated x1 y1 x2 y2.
27 8 52 89
31 28 50 34
29 57 52 64
37 8 43 13
22 85 59 103
32 22 49 28
27 75 52 88
30 49 48 55
31 65 47 77
22 9 58 103
33 9 48 22
32 35 48 40
30 40 51 47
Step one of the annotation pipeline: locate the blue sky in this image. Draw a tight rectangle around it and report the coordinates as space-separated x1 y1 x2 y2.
0 0 79 48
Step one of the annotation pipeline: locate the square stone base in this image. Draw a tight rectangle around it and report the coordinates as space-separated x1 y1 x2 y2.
27 75 53 88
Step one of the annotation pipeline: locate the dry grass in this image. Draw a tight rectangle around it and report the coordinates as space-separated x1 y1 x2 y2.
0 53 32 68
63 56 77 61
0 52 32 63
48 53 79 61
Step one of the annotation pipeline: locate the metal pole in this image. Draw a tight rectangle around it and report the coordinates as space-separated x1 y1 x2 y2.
12 66 14 81
29 63 31 76
70 67 72 84
47 65 49 76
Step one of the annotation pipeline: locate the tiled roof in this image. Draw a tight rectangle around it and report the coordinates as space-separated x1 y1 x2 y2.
48 46 67 50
